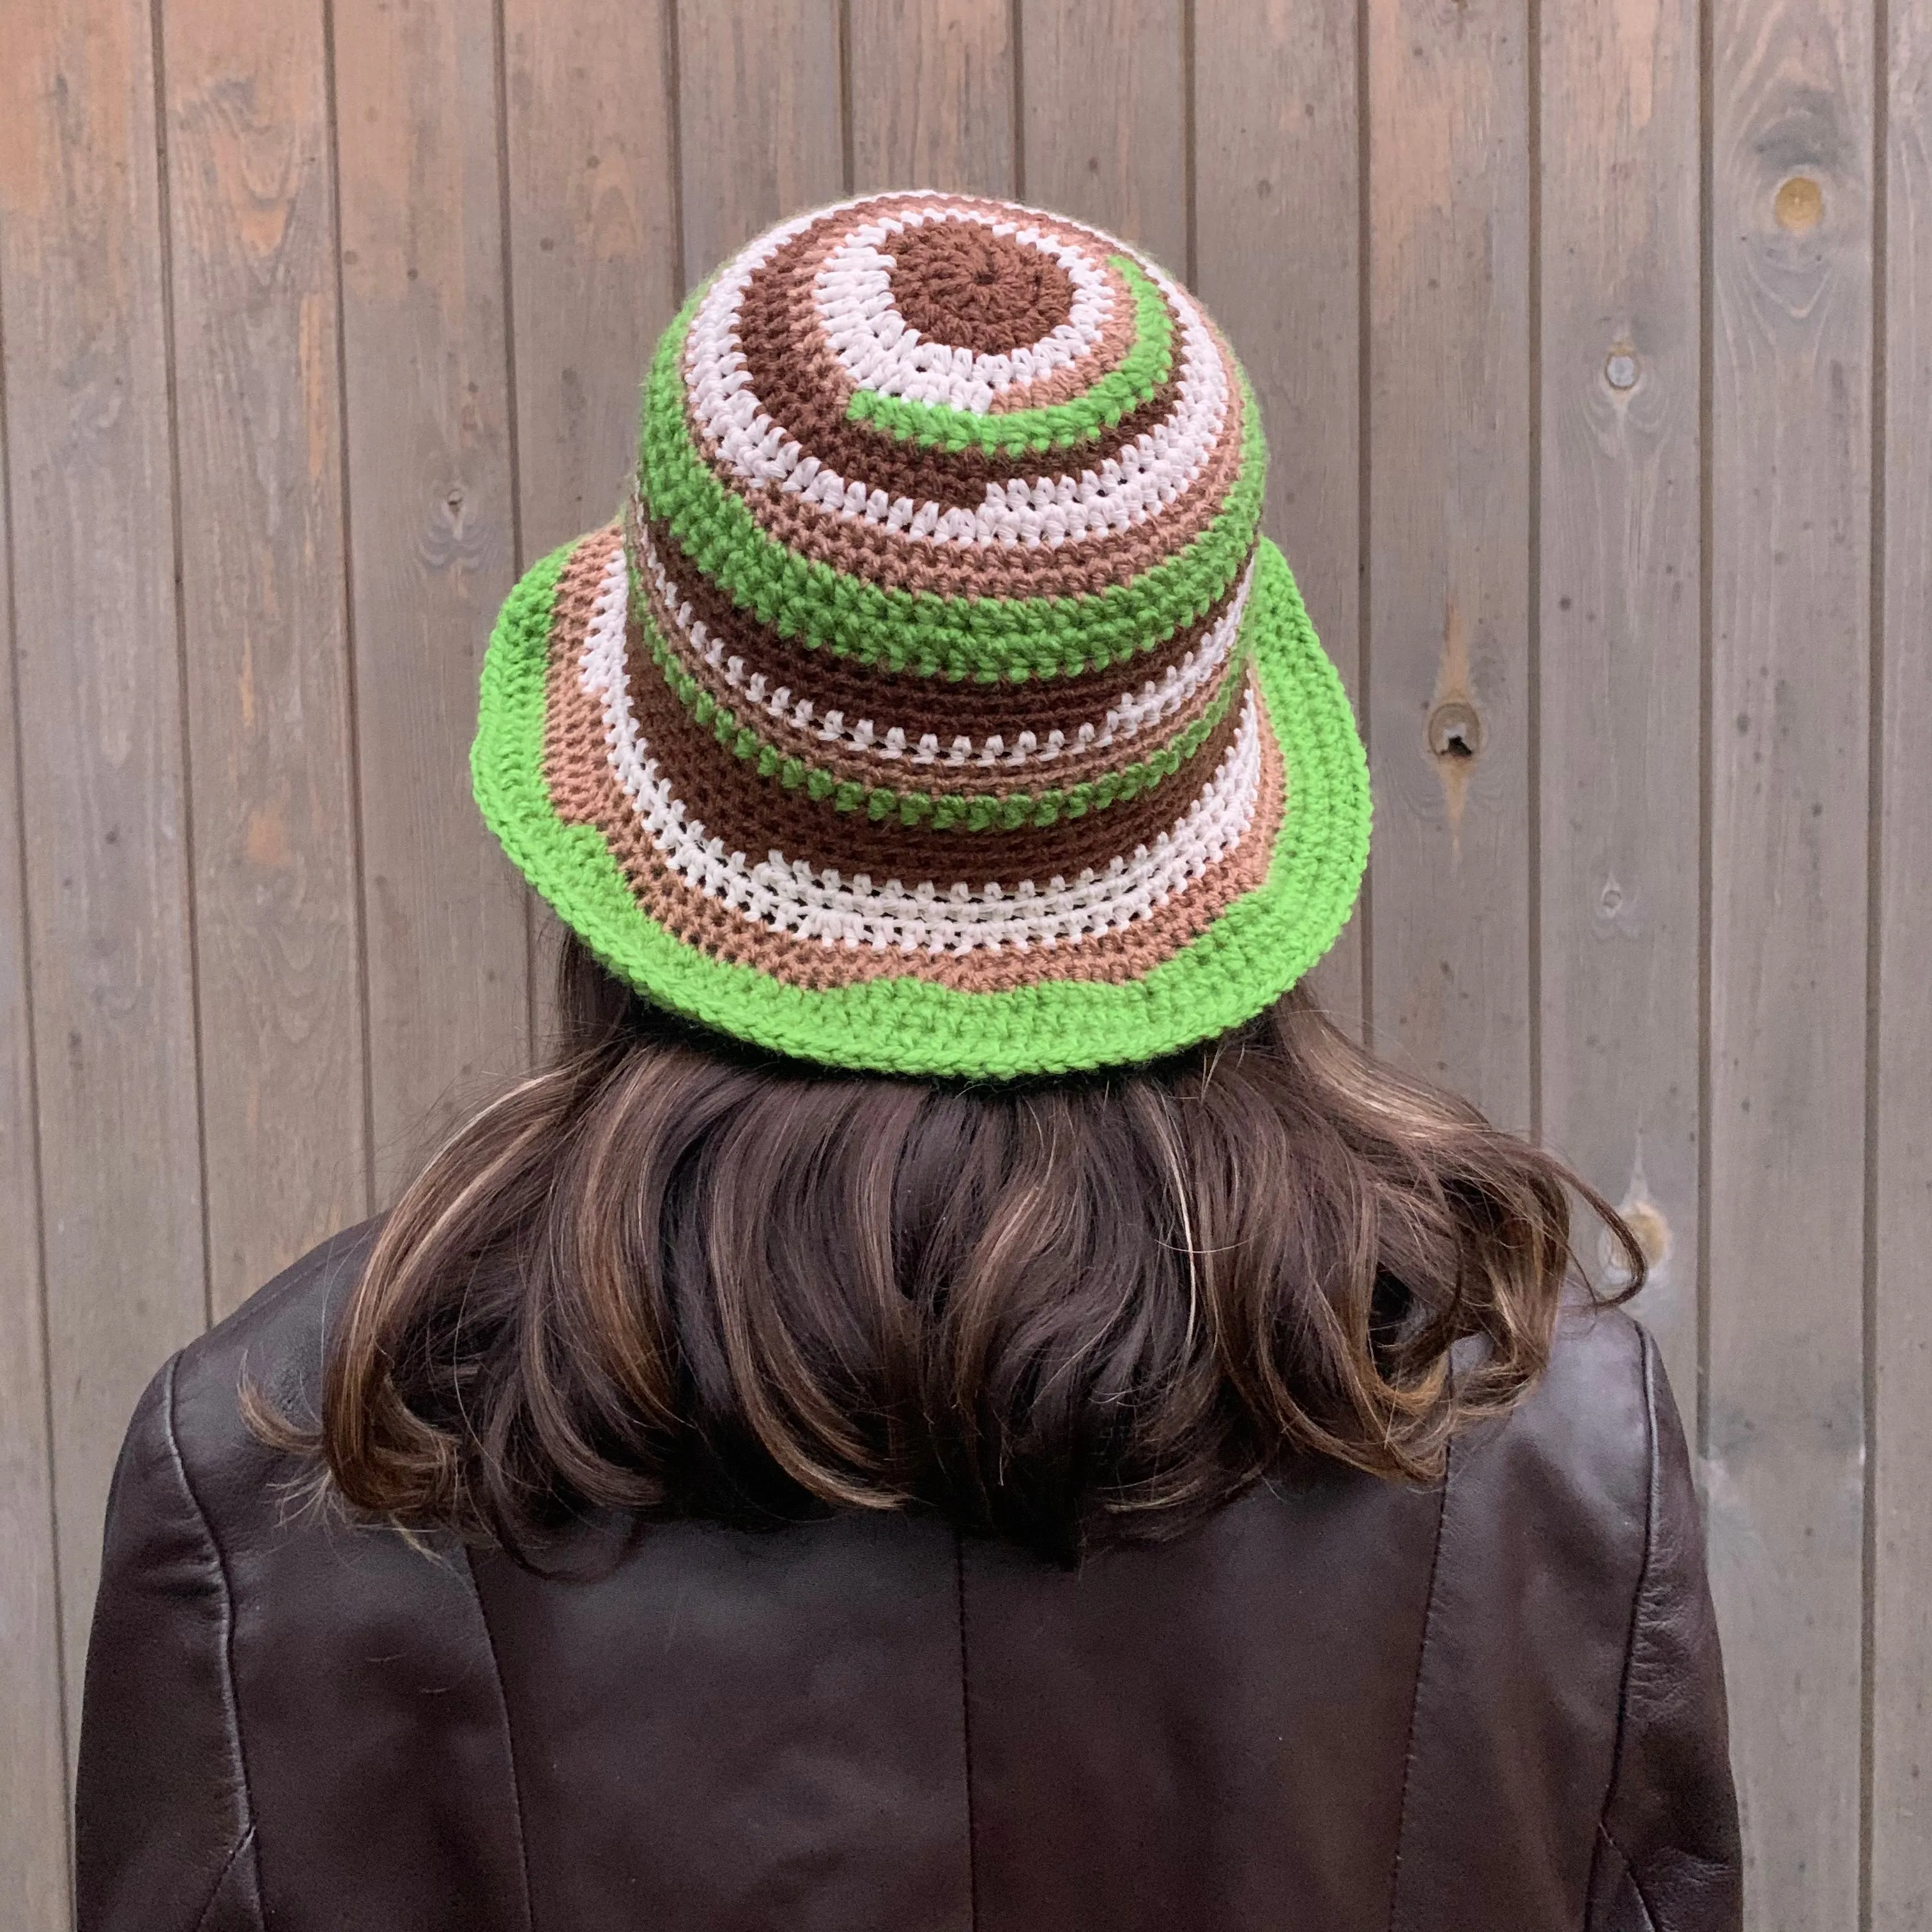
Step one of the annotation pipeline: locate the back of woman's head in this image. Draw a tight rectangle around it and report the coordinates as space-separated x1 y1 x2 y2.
297 936 1639 1566
291 192 1639 1561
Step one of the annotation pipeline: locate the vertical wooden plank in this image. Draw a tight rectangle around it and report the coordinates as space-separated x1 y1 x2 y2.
1193 0 1363 1036
0 341 71 1932
1705 3 1873 1924
334 0 528 1192
847 0 1014 197
675 0 845 285
503 0 680 1053
1017 0 1187 272
1873 5 1932 1922
1364 0 1532 1126
503 0 679 562
1537 0 1702 1391
162 0 367 1315
0 0 208 1736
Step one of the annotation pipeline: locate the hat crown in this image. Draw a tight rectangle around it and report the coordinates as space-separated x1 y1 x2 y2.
475 194 1368 1076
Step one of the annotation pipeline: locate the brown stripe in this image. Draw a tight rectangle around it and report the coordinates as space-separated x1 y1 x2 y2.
635 526 1250 756
731 203 1170 514
887 219 1077 355
617 618 1257 891
543 535 1289 992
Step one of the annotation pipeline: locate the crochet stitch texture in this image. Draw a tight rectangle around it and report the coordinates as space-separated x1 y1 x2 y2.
473 192 1370 1077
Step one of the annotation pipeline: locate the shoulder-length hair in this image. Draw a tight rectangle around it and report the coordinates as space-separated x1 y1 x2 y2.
270 935 1641 1563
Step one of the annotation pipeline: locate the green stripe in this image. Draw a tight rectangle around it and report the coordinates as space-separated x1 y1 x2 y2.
845 256 1173 454
637 287 1266 681
638 590 1252 832
474 536 1370 1079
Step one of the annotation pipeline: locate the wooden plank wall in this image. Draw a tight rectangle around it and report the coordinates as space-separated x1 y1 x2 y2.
0 2 1923 1924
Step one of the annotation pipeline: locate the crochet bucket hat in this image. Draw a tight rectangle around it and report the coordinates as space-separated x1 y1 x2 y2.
473 192 1368 1078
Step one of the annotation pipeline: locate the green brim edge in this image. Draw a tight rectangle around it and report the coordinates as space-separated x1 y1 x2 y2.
473 535 1370 1079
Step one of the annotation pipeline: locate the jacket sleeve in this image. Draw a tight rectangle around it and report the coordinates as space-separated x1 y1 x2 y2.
1588 1335 1743 1932
75 1353 264 1932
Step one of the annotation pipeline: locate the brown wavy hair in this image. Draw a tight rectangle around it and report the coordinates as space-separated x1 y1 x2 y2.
277 935 1641 1564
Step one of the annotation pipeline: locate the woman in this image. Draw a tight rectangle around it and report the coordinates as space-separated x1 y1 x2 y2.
77 193 1740 1931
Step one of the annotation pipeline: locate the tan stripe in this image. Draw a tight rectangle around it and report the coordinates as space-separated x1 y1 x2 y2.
542 527 632 829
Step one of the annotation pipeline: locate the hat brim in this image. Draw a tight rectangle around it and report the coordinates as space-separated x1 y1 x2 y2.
473 533 1368 1078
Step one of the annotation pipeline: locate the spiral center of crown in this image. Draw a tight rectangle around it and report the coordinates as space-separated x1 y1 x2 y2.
887 221 1077 356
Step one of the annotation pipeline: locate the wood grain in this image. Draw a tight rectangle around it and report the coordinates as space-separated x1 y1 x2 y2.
1017 0 1187 272
1364 0 1532 1127
3 6 1930 1906
1704 3 1874 1923
675 0 845 287
1536 0 1702 1393
0 316 70 1929
848 0 1014 197
503 0 679 561
334 0 530 1195
1193 0 1362 1036
1874 5 1932 1922
503 0 680 1053
162 0 369 1315
0 0 210 1742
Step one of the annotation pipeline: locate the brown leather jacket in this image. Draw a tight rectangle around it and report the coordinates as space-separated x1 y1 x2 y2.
76 1222 1740 1932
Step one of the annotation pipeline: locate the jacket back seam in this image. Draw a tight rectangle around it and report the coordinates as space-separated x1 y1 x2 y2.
1385 1438 1453 1932
952 1530 979 1932
464 1549 539 1932
161 1353 265 1932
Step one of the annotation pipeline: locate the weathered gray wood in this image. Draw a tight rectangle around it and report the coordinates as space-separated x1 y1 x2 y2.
1536 0 1701 1392
503 0 679 560
334 0 531 1195
8 0 1932 1896
1193 0 1362 1037
1363 0 1531 1127
1704 3 1874 1923
0 305 72 1929
0 0 209 1747
675 0 845 287
1017 0 1186 273
163 0 369 1315
1874 6 1932 1922
503 0 680 1054
848 0 1014 197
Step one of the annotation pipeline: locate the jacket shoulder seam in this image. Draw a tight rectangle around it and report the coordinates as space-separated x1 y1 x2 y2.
189 1823 257 1932
162 1353 265 1932
1587 1321 1662 1926
1385 1441 1453 1932
1597 1822 1663 1932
